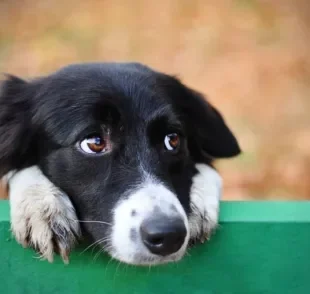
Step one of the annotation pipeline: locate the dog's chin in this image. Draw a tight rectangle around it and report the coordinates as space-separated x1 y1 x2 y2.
107 244 188 266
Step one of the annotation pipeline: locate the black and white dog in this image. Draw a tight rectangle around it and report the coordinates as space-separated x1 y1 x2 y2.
0 62 240 265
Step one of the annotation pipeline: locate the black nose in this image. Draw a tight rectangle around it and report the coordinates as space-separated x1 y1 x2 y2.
140 216 187 256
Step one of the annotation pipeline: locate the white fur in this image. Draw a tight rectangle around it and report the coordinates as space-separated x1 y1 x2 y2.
7 166 80 263
189 163 223 241
111 175 189 265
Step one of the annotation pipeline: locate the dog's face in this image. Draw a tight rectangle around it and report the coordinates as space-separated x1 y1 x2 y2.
0 63 240 264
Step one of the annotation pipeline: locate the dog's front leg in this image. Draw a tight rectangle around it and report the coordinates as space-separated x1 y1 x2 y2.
188 163 223 243
6 166 81 263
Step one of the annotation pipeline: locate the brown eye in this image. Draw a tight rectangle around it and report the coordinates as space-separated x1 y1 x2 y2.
80 134 107 154
164 133 180 151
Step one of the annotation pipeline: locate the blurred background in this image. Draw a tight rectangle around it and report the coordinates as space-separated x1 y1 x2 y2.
0 0 309 200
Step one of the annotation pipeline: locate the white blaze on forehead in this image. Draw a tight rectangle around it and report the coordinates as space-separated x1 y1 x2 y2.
110 177 189 264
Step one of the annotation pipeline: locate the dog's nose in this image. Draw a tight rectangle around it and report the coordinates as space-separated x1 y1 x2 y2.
140 216 187 256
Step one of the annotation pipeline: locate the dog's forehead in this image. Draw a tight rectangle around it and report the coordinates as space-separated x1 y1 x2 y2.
35 63 178 143
40 63 170 109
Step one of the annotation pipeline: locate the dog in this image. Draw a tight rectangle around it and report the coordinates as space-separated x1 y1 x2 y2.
0 62 240 265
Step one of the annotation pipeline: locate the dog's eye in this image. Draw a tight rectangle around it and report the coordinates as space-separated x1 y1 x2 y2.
80 134 108 154
164 133 180 151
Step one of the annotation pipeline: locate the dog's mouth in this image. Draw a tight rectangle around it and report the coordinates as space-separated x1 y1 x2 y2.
108 245 188 266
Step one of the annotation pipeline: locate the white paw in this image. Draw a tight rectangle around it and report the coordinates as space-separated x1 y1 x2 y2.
189 163 222 243
7 166 81 263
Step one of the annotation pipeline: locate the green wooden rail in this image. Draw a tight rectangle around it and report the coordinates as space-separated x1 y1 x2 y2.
1 200 310 294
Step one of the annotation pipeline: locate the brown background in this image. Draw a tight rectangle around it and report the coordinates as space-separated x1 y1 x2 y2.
1 0 310 200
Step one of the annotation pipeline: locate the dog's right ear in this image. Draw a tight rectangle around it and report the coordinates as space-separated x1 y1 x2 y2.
0 75 35 177
157 74 241 163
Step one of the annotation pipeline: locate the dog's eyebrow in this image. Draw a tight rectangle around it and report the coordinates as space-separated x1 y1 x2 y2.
145 104 180 125
55 122 100 147
147 113 183 134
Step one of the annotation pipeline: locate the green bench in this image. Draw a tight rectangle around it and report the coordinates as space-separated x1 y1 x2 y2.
1 200 309 294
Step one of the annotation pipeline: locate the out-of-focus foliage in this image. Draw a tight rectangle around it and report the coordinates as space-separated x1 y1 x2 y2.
0 0 309 200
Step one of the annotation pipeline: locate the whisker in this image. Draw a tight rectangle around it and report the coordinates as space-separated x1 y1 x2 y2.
80 238 106 255
93 249 101 261
94 246 107 261
70 219 112 226
114 260 122 282
105 255 116 275
91 238 112 261
92 237 110 253
80 236 111 258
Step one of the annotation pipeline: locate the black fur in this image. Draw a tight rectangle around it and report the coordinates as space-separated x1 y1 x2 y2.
0 62 241 244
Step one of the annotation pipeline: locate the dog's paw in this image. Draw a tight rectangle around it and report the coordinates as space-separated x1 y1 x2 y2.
8 166 81 263
188 163 222 245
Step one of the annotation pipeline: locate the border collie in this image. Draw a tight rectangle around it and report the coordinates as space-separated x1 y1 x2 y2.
0 62 240 265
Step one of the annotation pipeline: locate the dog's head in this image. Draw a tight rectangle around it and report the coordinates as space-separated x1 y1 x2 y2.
0 62 240 264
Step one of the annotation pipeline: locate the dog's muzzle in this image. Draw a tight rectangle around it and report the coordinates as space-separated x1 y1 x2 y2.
110 179 189 265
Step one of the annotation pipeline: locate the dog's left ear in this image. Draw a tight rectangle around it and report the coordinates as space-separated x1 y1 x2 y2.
161 75 241 162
